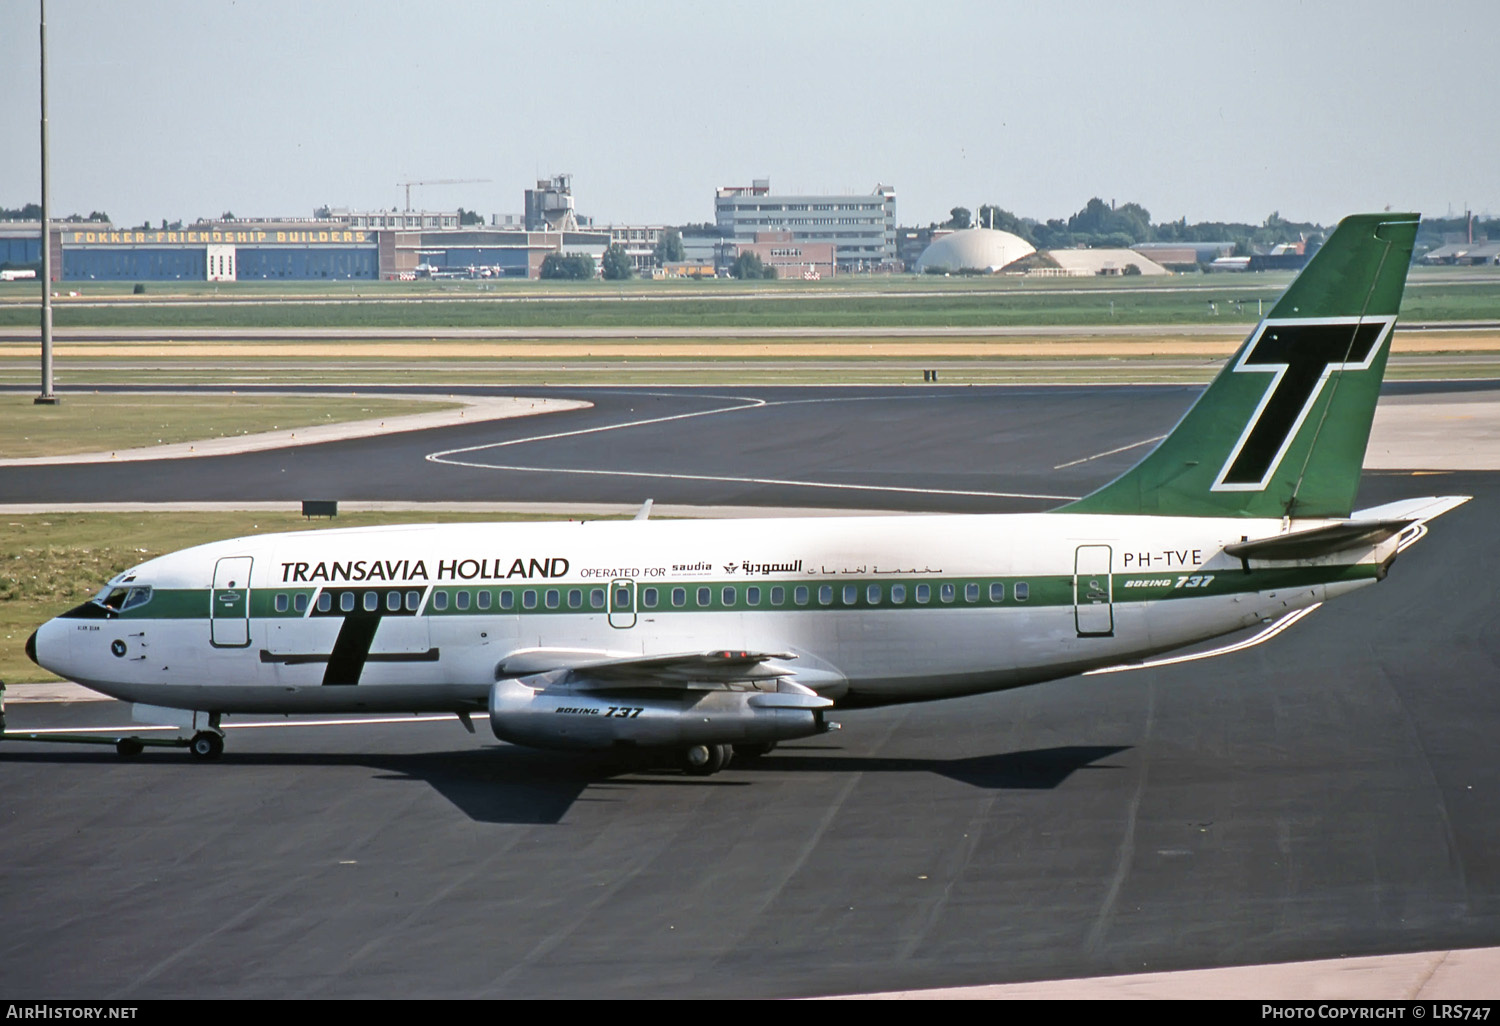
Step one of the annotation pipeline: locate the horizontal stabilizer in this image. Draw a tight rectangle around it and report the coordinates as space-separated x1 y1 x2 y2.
1224 520 1411 561
1224 495 1470 562
1350 494 1471 524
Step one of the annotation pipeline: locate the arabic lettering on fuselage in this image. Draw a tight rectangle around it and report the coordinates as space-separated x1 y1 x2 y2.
823 564 941 575
726 560 804 575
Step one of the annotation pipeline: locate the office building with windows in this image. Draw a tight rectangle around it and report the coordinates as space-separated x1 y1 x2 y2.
714 179 896 271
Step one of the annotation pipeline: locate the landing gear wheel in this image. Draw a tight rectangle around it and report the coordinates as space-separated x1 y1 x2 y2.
115 738 144 758
189 731 224 760
734 741 777 759
681 743 729 776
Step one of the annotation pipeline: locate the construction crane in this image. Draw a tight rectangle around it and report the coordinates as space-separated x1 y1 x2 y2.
397 178 492 213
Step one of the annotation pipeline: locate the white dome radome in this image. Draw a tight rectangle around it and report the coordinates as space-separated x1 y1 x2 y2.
915 228 1035 273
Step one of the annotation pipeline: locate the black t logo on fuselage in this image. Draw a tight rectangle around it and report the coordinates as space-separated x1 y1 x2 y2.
1217 320 1388 488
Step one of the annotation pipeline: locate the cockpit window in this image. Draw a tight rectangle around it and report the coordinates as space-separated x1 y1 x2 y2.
96 585 153 612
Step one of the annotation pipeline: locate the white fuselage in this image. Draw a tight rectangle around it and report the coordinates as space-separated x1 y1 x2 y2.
31 512 1389 714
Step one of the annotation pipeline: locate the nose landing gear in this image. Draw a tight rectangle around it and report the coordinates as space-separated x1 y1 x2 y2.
189 731 225 760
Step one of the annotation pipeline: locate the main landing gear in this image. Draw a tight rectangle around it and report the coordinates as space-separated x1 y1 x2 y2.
678 741 777 776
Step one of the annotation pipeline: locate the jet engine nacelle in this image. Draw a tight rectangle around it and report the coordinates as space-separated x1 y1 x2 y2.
488 677 836 751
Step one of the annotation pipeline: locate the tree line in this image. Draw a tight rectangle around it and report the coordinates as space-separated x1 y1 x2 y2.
1 204 111 223
938 199 1500 255
937 198 1332 253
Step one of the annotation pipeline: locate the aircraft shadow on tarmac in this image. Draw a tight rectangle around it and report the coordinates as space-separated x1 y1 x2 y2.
0 743 1130 824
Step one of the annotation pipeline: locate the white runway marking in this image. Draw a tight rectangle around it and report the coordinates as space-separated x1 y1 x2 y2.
427 391 1079 503
424 457 1077 502
1052 434 1166 470
427 392 768 461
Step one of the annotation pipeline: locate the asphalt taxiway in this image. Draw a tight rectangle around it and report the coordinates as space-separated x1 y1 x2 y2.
5 380 1497 511
1 383 1498 999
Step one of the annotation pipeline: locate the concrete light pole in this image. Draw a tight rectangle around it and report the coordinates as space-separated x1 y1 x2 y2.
35 0 58 406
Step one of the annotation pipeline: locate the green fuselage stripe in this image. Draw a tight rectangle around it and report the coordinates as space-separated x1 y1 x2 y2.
91 563 1379 623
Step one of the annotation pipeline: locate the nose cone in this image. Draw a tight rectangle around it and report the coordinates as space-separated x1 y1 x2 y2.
26 630 38 664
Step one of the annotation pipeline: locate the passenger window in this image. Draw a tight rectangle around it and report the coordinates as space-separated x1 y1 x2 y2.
522 590 537 609
317 592 331 612
915 584 930 604
363 592 380 612
341 592 356 612
590 588 605 609
794 586 808 605
455 591 470 611
965 583 979 603
843 584 857 605
294 593 308 613
866 584 881 604
697 587 711 606
746 586 760 606
891 584 906 603
432 592 448 611
500 591 515 610
990 582 1004 602
388 591 403 612
406 590 420 611
568 589 582 609
1015 582 1030 602
477 590 491 610
940 583 956 603
275 593 289 613
723 586 736 605
769 586 784 606
642 587 658 608
545 589 559 609
672 587 686 607
818 585 833 605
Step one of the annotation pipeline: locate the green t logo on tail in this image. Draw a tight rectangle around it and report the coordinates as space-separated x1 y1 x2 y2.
1064 213 1418 520
1214 315 1394 492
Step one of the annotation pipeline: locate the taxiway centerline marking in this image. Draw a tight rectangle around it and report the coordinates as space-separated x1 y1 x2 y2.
426 392 768 460
427 390 1078 502
1053 434 1167 470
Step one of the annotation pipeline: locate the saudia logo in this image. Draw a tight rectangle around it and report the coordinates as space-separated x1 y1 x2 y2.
726 560 803 575
1211 316 1393 492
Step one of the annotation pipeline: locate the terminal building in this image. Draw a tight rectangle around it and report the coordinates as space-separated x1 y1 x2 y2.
715 179 896 271
3 216 609 282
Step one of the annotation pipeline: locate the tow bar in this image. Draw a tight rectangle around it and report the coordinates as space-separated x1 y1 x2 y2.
0 682 208 757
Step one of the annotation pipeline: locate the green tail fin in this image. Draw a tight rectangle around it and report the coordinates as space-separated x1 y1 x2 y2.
1062 212 1419 519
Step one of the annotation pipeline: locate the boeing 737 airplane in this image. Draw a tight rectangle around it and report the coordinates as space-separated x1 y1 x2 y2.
24 213 1468 774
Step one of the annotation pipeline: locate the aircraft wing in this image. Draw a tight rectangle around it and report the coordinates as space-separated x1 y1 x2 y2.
497 647 803 688
495 648 832 711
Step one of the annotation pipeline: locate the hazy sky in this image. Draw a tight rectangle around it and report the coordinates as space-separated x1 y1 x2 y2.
1 0 1494 229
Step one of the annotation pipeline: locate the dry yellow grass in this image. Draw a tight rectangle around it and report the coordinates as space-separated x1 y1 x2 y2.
1 330 1495 363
